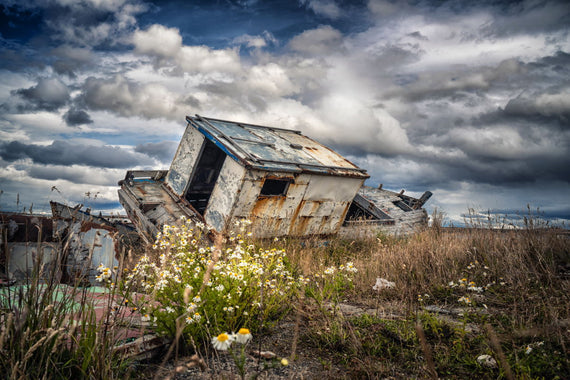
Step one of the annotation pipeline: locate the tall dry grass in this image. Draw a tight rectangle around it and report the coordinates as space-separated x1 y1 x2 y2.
281 220 569 335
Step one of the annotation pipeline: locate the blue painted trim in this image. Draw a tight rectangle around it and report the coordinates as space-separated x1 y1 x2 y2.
193 124 243 164
133 178 161 183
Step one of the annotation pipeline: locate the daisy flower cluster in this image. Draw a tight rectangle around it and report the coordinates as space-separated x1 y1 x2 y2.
447 258 506 307
211 328 253 351
96 264 113 283
305 261 359 305
123 218 302 342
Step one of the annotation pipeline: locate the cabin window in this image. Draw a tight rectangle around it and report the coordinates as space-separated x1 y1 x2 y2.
260 178 290 196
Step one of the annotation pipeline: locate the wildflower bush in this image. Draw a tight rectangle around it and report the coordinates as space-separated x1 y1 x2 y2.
123 219 301 346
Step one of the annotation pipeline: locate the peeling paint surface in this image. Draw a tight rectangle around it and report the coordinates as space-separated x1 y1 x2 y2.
118 170 204 244
204 158 246 232
166 126 205 195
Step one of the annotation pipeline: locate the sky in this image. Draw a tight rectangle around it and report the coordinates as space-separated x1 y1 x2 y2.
0 0 568 227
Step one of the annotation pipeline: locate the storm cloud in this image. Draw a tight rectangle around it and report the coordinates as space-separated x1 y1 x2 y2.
0 0 568 223
0 140 155 169
63 108 93 126
13 78 70 111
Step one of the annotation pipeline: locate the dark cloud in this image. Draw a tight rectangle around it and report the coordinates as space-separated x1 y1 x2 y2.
0 46 46 72
479 0 570 38
30 0 145 47
51 45 93 77
78 75 186 120
13 77 70 111
0 140 154 168
27 165 119 186
134 141 178 162
407 31 428 41
63 107 93 126
504 90 570 123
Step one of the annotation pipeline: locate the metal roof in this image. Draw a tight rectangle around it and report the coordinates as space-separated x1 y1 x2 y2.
186 115 369 178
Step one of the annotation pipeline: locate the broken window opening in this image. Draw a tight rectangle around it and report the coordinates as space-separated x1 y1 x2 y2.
259 178 290 197
185 139 226 215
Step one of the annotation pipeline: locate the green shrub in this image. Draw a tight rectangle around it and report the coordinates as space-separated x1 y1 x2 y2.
123 219 302 347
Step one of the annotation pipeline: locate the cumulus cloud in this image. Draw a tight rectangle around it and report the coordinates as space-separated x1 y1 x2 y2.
133 24 183 58
79 75 190 120
13 78 70 111
288 25 344 54
132 24 241 74
245 63 299 96
315 94 411 155
300 0 341 19
0 140 155 168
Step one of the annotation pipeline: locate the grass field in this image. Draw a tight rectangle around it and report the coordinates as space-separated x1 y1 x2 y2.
1 213 568 379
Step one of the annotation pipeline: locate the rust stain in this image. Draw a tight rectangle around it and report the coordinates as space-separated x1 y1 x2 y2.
251 196 286 217
79 222 116 233
319 215 330 231
294 216 311 235
289 199 305 228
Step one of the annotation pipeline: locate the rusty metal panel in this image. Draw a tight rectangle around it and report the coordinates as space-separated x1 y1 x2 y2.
65 222 119 285
226 170 359 237
228 171 310 237
166 126 205 196
277 131 361 170
204 158 246 232
304 175 364 202
298 201 335 217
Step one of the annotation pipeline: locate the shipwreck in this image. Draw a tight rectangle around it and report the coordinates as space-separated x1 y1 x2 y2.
118 115 431 242
0 202 138 285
